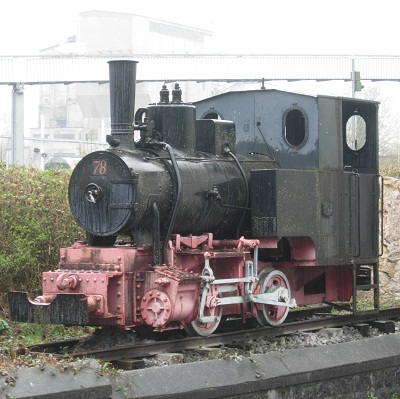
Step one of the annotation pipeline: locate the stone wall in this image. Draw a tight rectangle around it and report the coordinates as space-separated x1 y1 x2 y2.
381 177 400 303
230 366 400 399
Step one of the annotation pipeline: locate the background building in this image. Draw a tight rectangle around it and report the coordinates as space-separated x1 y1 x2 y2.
1 10 400 167
29 11 213 166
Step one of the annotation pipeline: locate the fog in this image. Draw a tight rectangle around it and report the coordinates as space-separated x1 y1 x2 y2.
1 0 399 164
0 0 398 56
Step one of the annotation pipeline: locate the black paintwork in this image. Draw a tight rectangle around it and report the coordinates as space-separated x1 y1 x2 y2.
195 89 380 265
8 292 88 325
71 63 380 264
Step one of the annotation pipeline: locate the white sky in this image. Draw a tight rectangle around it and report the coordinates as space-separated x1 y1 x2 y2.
0 0 398 56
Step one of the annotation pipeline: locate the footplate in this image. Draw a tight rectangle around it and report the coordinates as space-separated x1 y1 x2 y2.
8 292 89 325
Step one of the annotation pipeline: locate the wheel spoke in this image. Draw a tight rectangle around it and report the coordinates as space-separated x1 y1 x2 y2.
256 267 291 327
185 287 221 337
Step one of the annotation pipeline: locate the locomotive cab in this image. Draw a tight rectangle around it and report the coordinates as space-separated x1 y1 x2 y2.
195 89 380 310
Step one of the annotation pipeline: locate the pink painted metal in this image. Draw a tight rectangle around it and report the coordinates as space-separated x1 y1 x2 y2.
28 233 355 330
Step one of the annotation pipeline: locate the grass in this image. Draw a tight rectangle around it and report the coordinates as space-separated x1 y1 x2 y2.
0 307 94 372
13 322 93 346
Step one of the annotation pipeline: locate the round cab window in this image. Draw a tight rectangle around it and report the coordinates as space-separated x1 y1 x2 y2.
346 115 366 150
284 108 307 147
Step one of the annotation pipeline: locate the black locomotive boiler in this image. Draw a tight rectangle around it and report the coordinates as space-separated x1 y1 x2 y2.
9 60 380 336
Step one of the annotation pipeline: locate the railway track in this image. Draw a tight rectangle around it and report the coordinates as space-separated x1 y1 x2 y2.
27 306 400 364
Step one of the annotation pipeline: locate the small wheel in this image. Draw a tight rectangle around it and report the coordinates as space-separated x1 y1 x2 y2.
255 267 291 327
185 286 222 337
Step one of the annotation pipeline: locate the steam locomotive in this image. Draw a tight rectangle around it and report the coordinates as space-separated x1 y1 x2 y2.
8 60 380 336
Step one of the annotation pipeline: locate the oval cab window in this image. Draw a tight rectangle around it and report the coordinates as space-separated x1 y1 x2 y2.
346 115 366 150
284 108 307 148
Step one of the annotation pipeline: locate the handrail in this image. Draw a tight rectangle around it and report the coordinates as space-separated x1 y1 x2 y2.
378 174 384 257
353 172 361 257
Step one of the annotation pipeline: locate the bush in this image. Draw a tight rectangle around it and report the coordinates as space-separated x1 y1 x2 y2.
0 165 84 303
380 163 400 179
0 160 398 309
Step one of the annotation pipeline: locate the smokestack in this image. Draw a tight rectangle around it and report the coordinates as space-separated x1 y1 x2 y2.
108 60 138 148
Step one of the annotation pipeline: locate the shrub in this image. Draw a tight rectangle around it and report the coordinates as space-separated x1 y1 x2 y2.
0 165 84 304
380 163 400 179
380 156 400 179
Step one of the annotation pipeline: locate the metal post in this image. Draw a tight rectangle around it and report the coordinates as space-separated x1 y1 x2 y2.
11 83 24 165
350 59 356 147
40 114 45 170
351 58 355 98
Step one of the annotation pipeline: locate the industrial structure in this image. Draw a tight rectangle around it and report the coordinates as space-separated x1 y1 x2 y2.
0 10 400 167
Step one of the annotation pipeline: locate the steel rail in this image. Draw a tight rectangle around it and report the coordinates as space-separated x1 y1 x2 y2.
27 306 400 362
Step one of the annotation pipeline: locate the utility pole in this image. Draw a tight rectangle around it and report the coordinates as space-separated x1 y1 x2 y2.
11 83 24 165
